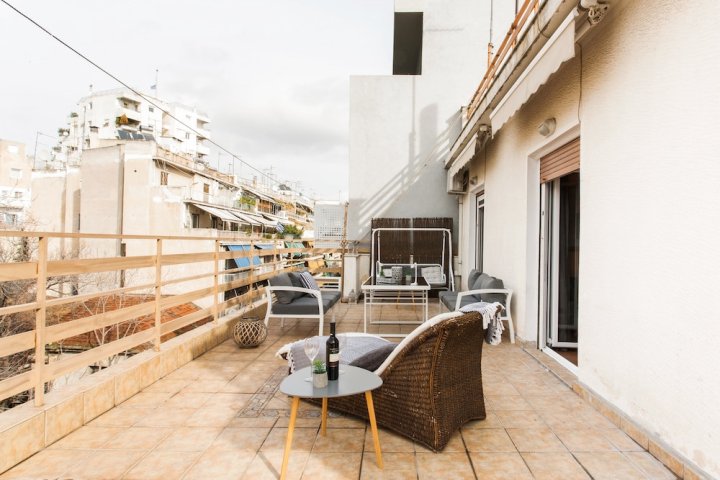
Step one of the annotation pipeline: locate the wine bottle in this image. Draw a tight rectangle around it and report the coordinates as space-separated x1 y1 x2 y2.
326 322 339 381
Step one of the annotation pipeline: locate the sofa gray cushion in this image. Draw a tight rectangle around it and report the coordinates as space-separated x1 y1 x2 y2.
287 272 307 300
474 276 506 304
467 269 482 290
349 343 397 371
271 290 341 315
269 273 296 304
471 273 491 291
440 291 481 310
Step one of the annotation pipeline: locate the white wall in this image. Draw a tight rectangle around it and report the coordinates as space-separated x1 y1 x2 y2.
460 0 720 475
576 0 720 475
348 0 491 245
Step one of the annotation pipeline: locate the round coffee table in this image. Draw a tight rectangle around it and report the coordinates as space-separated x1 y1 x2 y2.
278 365 384 480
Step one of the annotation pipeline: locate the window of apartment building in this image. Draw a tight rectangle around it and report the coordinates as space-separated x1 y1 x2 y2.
9 168 21 180
14 191 22 199
160 171 169 186
203 183 210 194
185 132 191 140
103 119 109 127
149 106 154 112
393 12 423 75
4 213 17 225
89 101 93 110
191 213 200 228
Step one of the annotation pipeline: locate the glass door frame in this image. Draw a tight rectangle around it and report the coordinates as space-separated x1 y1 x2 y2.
540 178 579 349
475 192 485 272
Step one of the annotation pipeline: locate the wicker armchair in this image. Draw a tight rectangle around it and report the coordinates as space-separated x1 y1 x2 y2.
320 311 486 452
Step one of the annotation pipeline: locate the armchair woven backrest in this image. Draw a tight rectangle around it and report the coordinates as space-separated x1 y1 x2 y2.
320 311 486 451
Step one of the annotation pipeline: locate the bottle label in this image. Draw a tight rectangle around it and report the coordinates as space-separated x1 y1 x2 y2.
328 353 339 362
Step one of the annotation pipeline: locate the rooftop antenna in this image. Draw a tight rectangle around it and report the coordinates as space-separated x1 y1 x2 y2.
150 69 159 96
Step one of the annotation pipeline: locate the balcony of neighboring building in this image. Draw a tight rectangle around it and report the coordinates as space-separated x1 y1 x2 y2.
196 143 210 157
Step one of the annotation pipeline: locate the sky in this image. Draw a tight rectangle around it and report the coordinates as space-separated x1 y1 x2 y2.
0 0 394 201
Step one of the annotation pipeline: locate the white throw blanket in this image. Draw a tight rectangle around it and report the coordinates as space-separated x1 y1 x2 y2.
275 333 390 373
459 301 504 345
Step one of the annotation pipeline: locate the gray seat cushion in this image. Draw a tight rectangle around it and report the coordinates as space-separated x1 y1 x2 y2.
287 272 306 300
269 273 296 304
271 290 341 315
474 275 506 304
467 269 483 289
349 343 397 371
439 291 481 310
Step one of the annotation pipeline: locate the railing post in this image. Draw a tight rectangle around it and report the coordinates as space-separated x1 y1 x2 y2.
33 236 48 407
213 239 219 324
154 238 162 351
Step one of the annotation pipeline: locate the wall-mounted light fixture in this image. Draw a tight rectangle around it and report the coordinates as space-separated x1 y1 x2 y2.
537 118 557 137
470 176 478 186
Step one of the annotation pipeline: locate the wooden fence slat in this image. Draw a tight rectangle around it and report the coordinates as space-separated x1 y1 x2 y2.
0 331 35 358
45 301 156 344
159 252 215 266
47 256 155 276
160 308 213 336
0 262 37 281
0 371 33 403
43 329 156 381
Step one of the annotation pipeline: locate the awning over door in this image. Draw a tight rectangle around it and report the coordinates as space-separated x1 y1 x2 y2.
191 203 240 224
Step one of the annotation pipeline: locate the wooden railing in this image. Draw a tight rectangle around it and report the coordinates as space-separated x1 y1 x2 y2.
467 0 541 119
0 231 340 408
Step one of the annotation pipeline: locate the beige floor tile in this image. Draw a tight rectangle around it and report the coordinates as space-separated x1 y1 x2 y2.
262 427 317 452
142 378 192 394
553 427 618 452
496 410 547 429
123 450 200 480
360 452 416 479
574 451 647 479
484 381 521 396
364 428 415 453
48 425 125 449
121 391 174 407
135 407 197 427
487 394 534 411
185 406 237 427
463 412 503 429
203 392 253 410
182 449 255 480
601 428 645 451
228 416 278 428
89 406 155 427
211 427 272 451
462 428 517 453
625 451 677 479
312 427 365 453
162 391 213 409
275 416 321 428
415 452 475 480
469 452 534 479
241 449 309 480
522 452 591 479
156 426 223 451
506 428 567 453
181 379 230 393
104 426 173 450
0 448 89 479
64 449 145 479
302 452 362 480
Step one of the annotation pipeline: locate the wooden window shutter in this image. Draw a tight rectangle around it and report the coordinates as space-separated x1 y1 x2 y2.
540 137 580 183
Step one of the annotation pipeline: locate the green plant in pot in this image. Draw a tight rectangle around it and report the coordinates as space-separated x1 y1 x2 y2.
311 359 328 388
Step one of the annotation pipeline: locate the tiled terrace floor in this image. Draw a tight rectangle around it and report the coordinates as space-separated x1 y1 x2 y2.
1 303 677 479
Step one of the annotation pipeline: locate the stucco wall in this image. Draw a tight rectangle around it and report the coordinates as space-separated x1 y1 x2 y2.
348 0 492 244
461 0 720 475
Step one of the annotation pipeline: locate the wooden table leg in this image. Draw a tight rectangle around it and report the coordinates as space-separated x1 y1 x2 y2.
365 391 383 469
321 397 328 436
280 396 300 480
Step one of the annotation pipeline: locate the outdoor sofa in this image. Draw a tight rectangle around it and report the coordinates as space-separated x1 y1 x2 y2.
264 271 341 336
439 269 515 343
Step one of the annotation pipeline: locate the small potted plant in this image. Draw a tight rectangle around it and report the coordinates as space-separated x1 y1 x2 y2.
311 359 328 388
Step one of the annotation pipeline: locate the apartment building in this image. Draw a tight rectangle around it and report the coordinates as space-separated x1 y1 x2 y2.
0 139 32 227
55 87 211 166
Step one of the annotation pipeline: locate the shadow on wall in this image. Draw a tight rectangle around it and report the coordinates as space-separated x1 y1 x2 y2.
353 105 463 247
